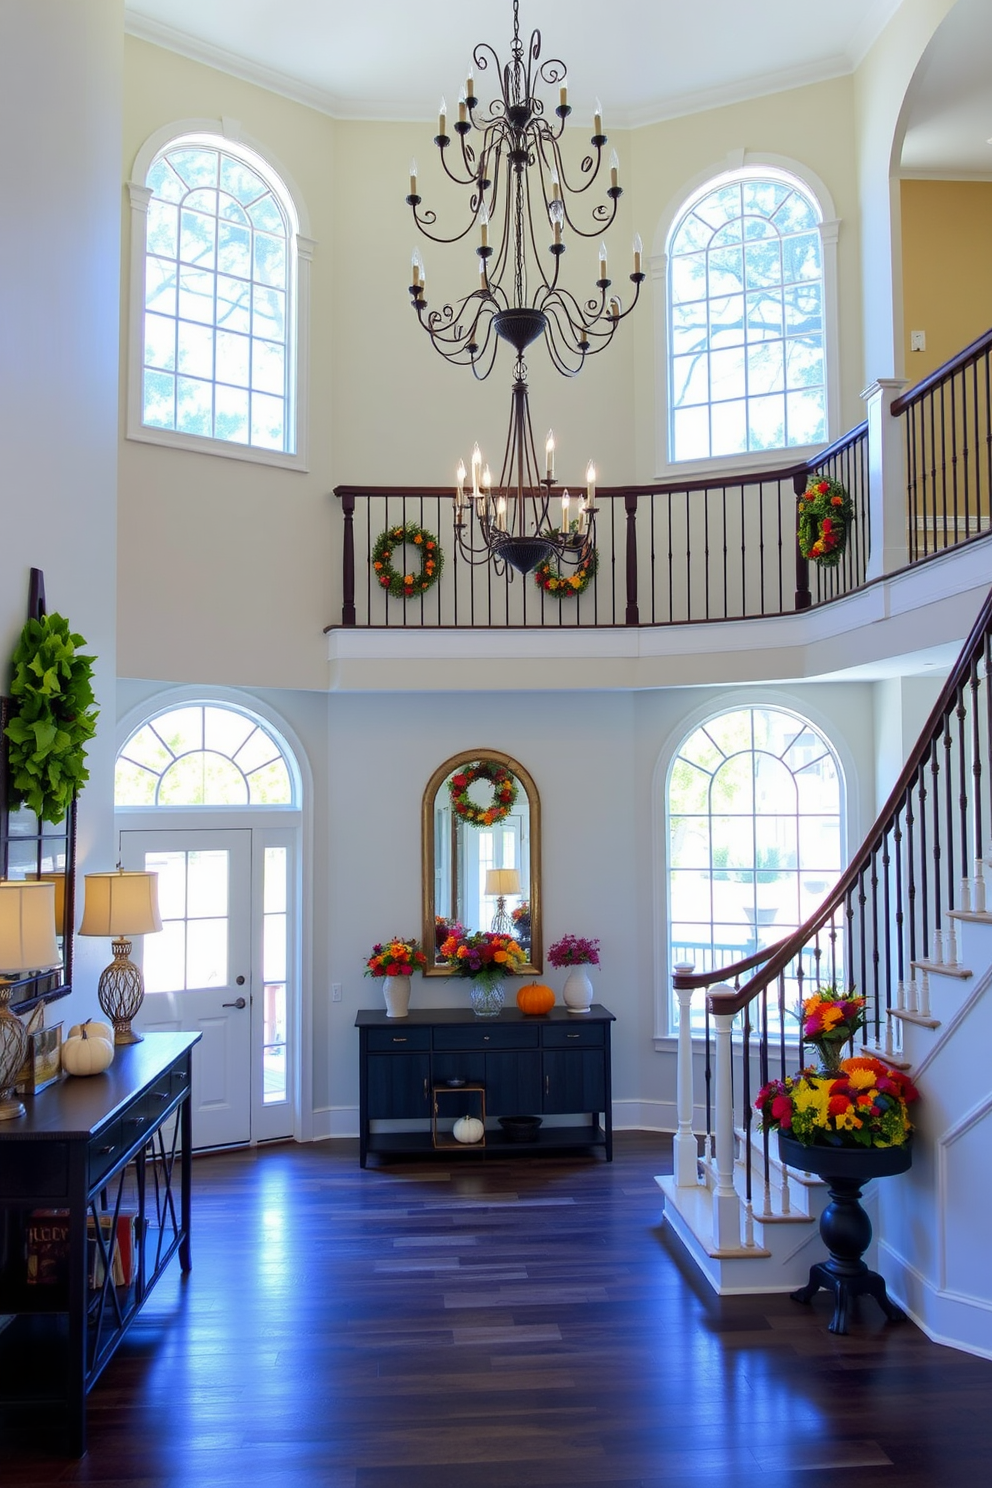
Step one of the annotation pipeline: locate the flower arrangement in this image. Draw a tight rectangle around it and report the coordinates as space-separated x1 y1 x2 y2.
797 477 854 567
755 1055 918 1149
547 934 600 968
801 986 866 1071
447 760 518 828
511 900 530 925
364 938 428 978
438 928 527 985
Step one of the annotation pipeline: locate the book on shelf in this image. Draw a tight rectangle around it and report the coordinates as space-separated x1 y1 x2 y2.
25 1209 138 1288
88 1212 137 1288
25 1209 70 1286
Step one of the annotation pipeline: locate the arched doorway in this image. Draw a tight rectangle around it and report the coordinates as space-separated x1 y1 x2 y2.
115 700 303 1148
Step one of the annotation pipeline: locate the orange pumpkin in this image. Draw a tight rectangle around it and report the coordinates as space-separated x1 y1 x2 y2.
516 982 555 1015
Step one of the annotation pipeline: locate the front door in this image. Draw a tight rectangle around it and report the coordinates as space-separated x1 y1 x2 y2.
121 829 252 1149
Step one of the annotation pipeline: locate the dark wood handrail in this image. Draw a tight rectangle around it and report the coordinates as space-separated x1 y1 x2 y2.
891 326 992 416
708 580 992 1017
672 935 794 992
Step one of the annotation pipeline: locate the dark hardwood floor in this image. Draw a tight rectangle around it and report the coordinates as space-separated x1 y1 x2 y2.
2 1131 991 1486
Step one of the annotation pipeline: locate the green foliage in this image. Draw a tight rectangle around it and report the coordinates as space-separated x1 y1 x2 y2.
4 613 98 823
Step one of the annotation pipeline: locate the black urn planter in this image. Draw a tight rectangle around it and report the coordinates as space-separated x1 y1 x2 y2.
779 1132 912 1335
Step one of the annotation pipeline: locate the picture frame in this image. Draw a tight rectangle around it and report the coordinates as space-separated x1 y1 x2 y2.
16 1021 63 1095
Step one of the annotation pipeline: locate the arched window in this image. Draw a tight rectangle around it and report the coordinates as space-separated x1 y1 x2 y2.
115 703 298 808
668 705 844 1029
127 128 311 468
667 169 829 464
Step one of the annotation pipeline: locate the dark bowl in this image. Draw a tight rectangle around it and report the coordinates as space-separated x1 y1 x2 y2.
498 1115 543 1143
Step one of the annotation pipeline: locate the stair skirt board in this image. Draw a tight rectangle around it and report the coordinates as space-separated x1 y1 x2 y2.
656 1173 882 1296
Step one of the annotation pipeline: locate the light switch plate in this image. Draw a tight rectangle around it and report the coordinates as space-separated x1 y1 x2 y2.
910 330 926 352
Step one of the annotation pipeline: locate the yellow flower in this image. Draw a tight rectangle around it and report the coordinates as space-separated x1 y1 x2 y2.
845 1066 877 1091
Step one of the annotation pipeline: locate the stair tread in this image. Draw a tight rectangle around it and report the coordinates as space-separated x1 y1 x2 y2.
910 958 972 978
947 908 992 923
892 1007 940 1028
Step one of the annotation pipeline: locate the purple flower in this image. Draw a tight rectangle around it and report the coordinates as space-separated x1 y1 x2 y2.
547 934 601 968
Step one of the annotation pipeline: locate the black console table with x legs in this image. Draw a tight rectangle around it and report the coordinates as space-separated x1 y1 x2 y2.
0 1033 200 1455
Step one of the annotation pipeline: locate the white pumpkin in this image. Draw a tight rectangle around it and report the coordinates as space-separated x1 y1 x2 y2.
68 1018 114 1045
61 1026 115 1076
452 1115 485 1144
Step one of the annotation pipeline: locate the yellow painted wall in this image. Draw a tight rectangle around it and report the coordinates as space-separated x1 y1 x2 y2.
900 178 992 384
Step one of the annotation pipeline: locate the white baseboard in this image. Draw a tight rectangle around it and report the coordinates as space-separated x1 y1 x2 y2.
880 1241 992 1360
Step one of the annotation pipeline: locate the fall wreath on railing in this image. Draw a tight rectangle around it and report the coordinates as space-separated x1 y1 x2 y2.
447 759 518 827
370 522 443 598
533 543 599 598
797 477 854 567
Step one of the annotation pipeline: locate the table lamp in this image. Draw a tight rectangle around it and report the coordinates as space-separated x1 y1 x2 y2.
485 867 521 936
0 879 60 1121
79 870 162 1045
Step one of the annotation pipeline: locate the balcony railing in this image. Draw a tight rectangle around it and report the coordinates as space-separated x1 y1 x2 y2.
334 426 869 630
893 327 992 561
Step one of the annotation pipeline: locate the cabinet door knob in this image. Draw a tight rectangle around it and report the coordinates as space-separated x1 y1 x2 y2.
423 1078 429 1099
567 1033 580 1039
392 1036 407 1043
545 1075 550 1095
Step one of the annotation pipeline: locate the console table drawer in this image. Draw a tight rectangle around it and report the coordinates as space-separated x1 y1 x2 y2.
367 1027 431 1052
542 1022 605 1048
88 1121 123 1189
433 1023 540 1052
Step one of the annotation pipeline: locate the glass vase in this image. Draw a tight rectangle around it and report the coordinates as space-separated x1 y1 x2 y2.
470 979 504 1018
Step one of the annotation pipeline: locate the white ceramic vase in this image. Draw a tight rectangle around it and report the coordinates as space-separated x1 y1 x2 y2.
562 965 594 1013
383 974 411 1018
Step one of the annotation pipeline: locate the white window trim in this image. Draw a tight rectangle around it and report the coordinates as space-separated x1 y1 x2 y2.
125 117 314 471
651 687 853 1042
652 151 841 481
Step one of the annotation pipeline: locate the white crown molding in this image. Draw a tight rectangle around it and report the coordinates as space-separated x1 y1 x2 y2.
623 56 852 131
847 0 906 70
125 12 348 119
899 168 992 183
125 12 875 131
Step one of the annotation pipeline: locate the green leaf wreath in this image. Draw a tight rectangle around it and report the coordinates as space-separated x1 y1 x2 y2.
4 613 99 823
797 477 854 568
371 522 443 598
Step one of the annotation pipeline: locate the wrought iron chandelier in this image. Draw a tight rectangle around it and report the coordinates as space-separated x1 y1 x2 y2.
405 0 643 575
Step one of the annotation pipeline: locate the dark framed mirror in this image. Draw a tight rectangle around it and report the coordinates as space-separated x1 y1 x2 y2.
0 695 76 1015
422 748 541 975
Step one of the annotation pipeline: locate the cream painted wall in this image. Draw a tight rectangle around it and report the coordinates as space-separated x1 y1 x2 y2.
628 75 865 478
853 0 957 383
118 39 635 693
900 180 992 380
1 0 124 1006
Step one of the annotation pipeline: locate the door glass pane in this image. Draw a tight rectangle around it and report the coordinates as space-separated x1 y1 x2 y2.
262 847 288 1103
141 848 230 991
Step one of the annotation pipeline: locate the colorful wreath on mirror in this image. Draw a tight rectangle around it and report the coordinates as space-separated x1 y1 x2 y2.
797 479 853 568
371 522 443 598
447 759 519 827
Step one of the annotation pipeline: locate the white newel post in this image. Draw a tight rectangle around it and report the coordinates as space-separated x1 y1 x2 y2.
673 965 699 1188
863 377 910 582
711 992 742 1252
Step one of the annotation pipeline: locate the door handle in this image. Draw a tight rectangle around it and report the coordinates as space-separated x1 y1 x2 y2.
223 996 247 1009
236 975 246 985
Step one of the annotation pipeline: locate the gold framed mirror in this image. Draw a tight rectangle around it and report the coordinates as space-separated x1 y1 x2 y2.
422 748 541 975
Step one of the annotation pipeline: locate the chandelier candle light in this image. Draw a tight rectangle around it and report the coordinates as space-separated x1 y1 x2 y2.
79 870 163 1045
406 0 643 576
0 880 61 1121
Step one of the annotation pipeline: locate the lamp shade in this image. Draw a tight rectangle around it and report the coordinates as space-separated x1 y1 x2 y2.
0 880 60 974
79 871 162 938
35 872 67 937
485 868 521 898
